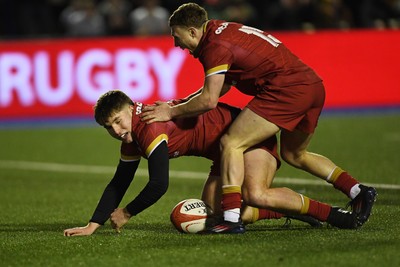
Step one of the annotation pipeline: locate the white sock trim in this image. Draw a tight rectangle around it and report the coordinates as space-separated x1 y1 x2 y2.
299 194 305 206
350 184 361 199
326 166 337 182
222 185 237 189
224 208 241 223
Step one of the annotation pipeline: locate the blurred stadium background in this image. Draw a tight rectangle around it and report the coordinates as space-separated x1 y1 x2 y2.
0 0 400 126
0 0 399 125
1 0 400 38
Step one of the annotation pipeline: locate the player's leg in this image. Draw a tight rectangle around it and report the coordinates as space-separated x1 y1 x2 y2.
280 129 377 223
242 148 321 221
202 149 359 229
219 107 280 227
241 147 360 229
241 206 285 224
242 148 302 213
201 175 221 218
280 129 335 178
200 147 316 227
201 172 285 225
241 148 286 224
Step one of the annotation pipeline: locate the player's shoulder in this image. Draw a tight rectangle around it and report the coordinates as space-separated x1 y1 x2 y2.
206 19 241 33
132 103 165 132
134 116 170 146
130 103 168 141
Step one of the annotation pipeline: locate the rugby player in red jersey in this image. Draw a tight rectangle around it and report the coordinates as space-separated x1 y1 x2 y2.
140 3 377 233
64 90 360 237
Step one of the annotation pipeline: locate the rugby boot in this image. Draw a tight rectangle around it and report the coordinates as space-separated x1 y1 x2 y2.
326 207 360 229
199 219 245 234
347 185 377 224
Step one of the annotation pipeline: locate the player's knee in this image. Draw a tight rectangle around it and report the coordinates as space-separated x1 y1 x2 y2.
220 133 233 151
280 149 292 164
280 148 304 168
220 133 246 153
242 190 264 208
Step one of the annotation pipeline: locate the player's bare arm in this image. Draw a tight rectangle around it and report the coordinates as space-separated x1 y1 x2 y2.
174 87 204 104
141 74 228 123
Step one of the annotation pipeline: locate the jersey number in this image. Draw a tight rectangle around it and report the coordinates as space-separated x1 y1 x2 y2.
238 26 281 47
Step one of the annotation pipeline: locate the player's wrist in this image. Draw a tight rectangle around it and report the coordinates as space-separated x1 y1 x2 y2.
170 106 178 119
122 208 132 219
87 222 101 230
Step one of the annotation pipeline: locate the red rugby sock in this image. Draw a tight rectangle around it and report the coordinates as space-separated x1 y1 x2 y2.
258 209 284 220
332 172 359 198
301 195 331 222
222 185 242 222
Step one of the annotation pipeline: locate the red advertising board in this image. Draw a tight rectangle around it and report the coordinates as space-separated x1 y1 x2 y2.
0 30 399 120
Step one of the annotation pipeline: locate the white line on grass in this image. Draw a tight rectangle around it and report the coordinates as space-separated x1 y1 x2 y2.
0 159 399 190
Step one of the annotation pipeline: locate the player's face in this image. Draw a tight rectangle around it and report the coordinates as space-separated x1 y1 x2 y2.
171 26 199 54
104 104 134 143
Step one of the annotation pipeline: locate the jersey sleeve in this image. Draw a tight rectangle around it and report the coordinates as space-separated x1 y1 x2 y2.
89 160 139 225
200 44 233 77
136 122 169 158
125 141 169 216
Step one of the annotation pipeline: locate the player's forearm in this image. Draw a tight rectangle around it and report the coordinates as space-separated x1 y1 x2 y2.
90 185 123 225
169 88 203 106
125 179 169 215
125 142 169 216
171 91 217 118
90 160 138 224
171 78 229 118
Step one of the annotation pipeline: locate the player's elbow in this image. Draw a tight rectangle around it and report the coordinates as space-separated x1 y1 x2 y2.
198 92 219 111
207 99 218 110
201 97 218 111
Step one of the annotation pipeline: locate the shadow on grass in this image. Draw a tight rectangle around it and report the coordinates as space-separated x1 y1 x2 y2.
0 220 325 236
0 221 173 235
246 223 324 232
0 222 74 233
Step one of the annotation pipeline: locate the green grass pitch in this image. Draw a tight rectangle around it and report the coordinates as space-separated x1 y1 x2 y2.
0 113 399 267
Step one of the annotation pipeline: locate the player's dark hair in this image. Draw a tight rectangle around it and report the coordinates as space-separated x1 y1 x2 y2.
94 90 134 126
169 3 208 28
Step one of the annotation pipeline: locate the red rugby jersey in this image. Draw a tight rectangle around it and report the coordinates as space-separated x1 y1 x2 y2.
192 20 322 94
121 102 236 163
120 102 279 175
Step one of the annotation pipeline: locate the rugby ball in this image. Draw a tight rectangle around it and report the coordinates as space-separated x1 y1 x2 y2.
170 199 208 234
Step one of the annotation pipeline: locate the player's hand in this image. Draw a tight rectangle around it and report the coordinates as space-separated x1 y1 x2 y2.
140 101 172 124
110 208 131 233
63 222 100 237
